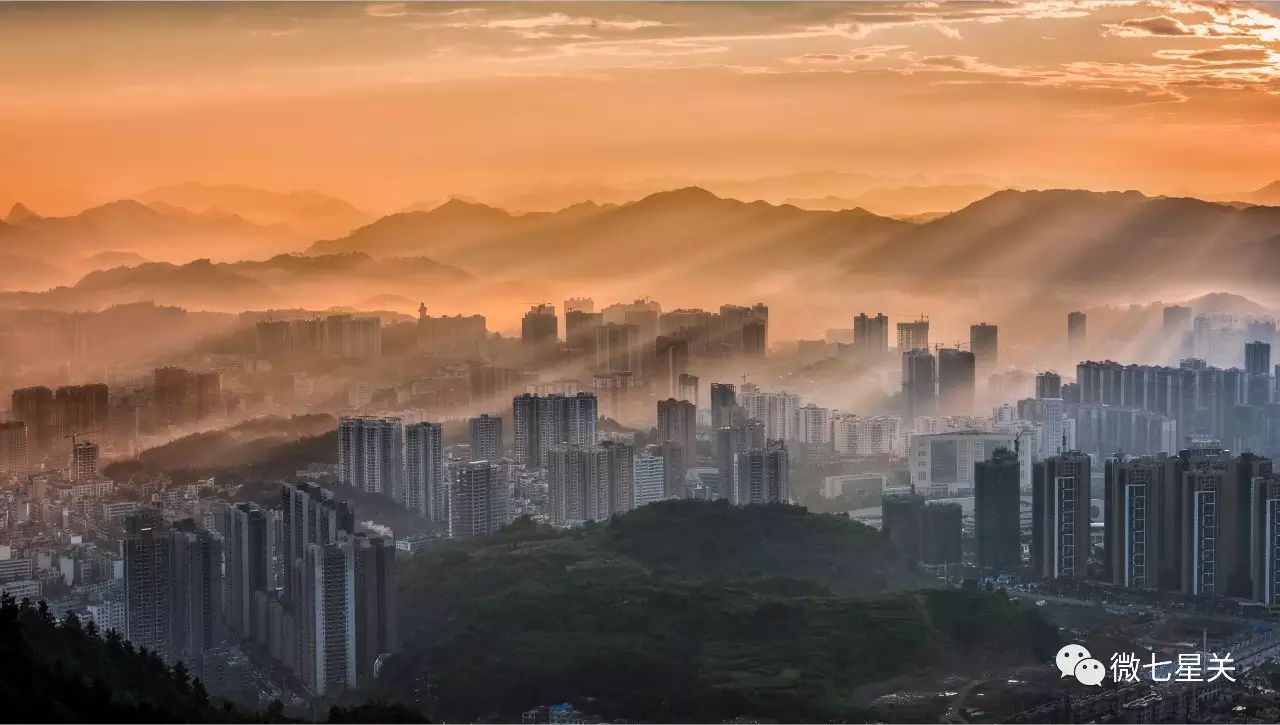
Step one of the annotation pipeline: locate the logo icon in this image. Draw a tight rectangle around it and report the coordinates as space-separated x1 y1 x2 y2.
1073 657 1106 686
1055 643 1091 678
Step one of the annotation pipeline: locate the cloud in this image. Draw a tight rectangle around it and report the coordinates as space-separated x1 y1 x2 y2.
783 45 910 65
446 12 667 32
933 23 963 39
1155 45 1273 63
365 3 409 19
1105 15 1197 36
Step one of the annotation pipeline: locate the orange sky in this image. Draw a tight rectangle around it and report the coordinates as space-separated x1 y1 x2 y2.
2 1 1280 214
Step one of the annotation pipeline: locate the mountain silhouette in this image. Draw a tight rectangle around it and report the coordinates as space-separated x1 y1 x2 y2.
138 182 371 238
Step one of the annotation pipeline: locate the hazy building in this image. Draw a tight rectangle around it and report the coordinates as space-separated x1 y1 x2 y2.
337 416 404 499
281 482 354 601
710 383 737 431
657 398 697 472
11 386 55 457
832 415 901 457
405 422 446 523
468 414 502 461
798 404 832 447
656 335 690 399
1032 451 1091 580
975 447 1022 575
902 349 937 420
522 303 559 350
937 348 976 415
853 313 890 356
70 440 99 482
416 306 487 359
678 373 699 407
1035 372 1062 400
595 323 642 374
1067 311 1086 356
0 421 27 475
970 323 998 377
896 319 930 351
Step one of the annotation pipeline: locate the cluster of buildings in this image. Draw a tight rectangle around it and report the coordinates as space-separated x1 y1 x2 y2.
0 368 224 470
255 314 384 362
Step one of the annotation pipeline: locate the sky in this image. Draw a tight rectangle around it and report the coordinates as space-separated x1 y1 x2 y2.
2 0 1280 214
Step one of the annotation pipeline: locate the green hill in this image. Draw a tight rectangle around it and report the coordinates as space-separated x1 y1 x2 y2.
370 500 1060 722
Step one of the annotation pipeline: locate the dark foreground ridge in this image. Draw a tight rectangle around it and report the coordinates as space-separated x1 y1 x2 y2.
364 500 1061 722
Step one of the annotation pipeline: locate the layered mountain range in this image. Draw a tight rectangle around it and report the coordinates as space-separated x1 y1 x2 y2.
2 181 1279 313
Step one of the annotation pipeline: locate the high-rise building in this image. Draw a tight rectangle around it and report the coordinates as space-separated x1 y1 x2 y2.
797 404 832 447
853 313 890 356
546 442 633 524
299 538 355 696
922 502 963 565
1163 305 1191 332
450 461 508 537
832 415 901 457
565 309 604 358
738 390 801 442
1249 473 1280 604
937 348 976 415
732 442 789 504
154 368 220 426
657 398 697 472
281 482 354 601
970 323 998 377
224 503 270 640
70 440 98 481
710 383 737 431
124 513 173 657
517 393 599 467
656 335 689 399
595 323 642 374
416 307 487 359
521 303 559 351
974 447 1022 575
1035 371 1062 400
0 421 28 475
678 373 699 407
1104 456 1170 590
592 372 635 424
1032 451 1092 580
882 494 925 560
54 383 109 443
468 414 502 461
351 533 397 683
169 518 224 673
564 297 594 314
1246 341 1271 376
322 314 382 359
1067 311 1086 356
896 319 929 351
633 450 666 507
901 349 937 420
405 422 446 522
337 417 404 499
11 386 55 458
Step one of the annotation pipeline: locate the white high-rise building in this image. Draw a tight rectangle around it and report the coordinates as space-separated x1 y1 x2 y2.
405 422 446 523
797 404 832 447
71 440 99 481
832 415 901 457
738 390 802 442
338 417 404 499
633 452 666 508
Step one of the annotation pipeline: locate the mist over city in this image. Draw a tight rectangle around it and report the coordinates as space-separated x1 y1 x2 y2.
4 1 1280 723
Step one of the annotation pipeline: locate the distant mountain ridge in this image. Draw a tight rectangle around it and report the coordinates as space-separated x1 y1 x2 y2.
137 182 371 238
305 185 1280 293
307 187 911 281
